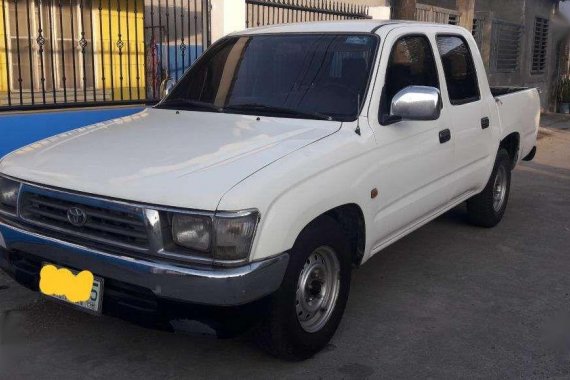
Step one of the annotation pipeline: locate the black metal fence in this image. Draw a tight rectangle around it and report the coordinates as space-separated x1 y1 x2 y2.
144 0 210 101
1 0 371 111
246 0 370 28
0 0 210 110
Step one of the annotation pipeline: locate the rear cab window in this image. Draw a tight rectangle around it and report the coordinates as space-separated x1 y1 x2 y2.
435 35 481 105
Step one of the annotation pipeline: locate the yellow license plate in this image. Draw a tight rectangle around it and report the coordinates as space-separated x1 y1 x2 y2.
40 263 103 314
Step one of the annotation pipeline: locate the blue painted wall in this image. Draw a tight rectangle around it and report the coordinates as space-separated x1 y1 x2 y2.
0 106 144 158
166 45 204 81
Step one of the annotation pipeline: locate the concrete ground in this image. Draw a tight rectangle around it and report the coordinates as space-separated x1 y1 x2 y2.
1 117 569 379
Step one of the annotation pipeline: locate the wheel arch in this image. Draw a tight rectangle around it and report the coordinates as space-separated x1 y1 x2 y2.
499 132 520 169
295 204 366 267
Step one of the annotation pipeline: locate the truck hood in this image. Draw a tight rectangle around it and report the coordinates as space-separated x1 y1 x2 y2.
0 108 340 210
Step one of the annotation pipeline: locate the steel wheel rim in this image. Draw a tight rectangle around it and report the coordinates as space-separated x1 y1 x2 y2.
295 246 341 333
493 165 507 212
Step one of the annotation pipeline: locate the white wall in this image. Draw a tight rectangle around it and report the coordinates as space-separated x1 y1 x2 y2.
210 0 247 42
369 6 391 20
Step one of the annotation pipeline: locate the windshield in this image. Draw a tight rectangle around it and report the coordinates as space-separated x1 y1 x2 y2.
158 33 378 121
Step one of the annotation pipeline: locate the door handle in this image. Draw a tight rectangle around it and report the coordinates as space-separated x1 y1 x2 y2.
481 117 490 129
439 129 451 144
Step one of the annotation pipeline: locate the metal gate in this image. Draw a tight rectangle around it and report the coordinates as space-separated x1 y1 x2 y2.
144 0 210 101
246 0 370 28
0 0 210 110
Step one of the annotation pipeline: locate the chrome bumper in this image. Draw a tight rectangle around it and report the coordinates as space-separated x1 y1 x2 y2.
0 219 288 306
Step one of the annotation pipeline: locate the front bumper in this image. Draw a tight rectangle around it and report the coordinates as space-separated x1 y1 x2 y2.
0 218 288 307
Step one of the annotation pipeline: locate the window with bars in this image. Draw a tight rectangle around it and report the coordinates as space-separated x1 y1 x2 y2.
491 21 523 73
531 17 549 74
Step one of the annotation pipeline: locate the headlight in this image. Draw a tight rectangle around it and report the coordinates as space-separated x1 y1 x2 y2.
171 213 212 252
0 177 20 213
213 210 259 261
168 209 259 262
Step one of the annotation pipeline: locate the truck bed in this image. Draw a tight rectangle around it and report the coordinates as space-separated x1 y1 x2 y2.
493 87 540 163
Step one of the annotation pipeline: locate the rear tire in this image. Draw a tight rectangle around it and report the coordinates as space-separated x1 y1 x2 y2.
467 148 512 228
255 216 351 361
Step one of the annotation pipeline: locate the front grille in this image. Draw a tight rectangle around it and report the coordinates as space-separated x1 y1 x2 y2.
19 188 149 251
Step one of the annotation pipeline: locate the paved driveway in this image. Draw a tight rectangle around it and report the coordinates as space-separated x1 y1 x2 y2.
1 123 569 379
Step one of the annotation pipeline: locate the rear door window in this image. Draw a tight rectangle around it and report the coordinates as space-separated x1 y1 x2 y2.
436 35 480 105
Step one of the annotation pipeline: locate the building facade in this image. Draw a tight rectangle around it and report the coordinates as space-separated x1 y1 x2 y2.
474 0 565 110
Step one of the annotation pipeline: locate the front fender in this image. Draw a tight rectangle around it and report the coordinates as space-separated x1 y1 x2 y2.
217 127 377 262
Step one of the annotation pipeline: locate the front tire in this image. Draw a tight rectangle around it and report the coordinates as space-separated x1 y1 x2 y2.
255 216 352 361
467 148 512 227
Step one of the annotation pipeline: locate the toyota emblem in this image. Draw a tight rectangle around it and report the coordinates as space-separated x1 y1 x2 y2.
67 207 87 227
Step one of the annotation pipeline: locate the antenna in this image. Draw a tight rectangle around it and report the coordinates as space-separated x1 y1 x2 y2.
355 93 361 136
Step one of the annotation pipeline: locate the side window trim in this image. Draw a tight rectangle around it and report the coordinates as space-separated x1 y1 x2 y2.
435 33 482 106
379 33 441 125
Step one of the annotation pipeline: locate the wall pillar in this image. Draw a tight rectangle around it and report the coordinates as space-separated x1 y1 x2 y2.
456 0 475 31
210 0 247 42
391 0 417 21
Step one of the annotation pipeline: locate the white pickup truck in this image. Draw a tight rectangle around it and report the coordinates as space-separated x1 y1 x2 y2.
0 21 539 360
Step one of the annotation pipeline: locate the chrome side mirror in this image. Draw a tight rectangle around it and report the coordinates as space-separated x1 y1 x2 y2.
390 86 442 121
160 77 176 99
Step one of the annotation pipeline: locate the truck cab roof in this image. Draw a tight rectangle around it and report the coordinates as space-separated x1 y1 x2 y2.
236 20 467 35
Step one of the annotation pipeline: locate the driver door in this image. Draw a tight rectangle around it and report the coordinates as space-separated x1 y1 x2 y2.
366 28 457 254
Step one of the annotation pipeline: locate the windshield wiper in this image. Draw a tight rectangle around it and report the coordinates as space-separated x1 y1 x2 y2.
224 103 333 121
156 98 223 112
